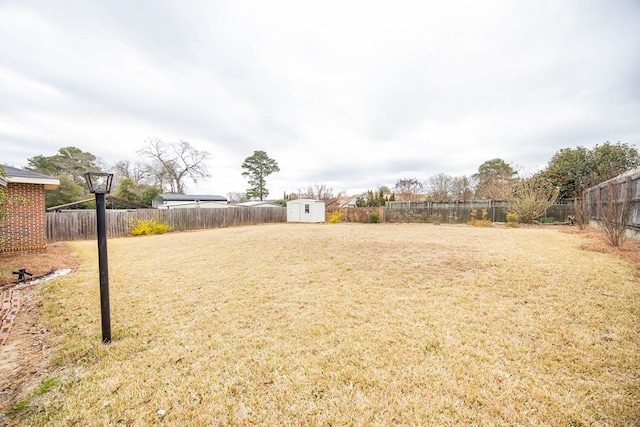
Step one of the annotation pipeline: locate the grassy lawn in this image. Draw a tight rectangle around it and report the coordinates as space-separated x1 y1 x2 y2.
18 224 640 425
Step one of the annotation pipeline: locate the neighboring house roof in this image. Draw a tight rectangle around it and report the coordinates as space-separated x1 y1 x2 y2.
1 164 60 190
156 194 227 202
335 195 352 206
339 193 366 208
0 176 7 187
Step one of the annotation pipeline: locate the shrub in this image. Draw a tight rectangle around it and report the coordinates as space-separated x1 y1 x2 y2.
536 216 556 224
506 212 519 223
468 208 492 227
369 211 381 223
430 213 442 225
508 176 560 224
505 211 520 228
129 218 172 236
594 177 633 247
328 210 344 223
572 194 589 230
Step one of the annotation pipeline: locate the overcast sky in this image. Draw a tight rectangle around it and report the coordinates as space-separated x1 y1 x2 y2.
1 0 639 198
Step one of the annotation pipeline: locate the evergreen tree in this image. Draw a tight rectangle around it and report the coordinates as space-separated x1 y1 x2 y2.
27 146 101 185
241 150 280 201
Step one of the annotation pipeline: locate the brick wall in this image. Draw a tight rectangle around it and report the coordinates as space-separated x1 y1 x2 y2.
0 183 47 252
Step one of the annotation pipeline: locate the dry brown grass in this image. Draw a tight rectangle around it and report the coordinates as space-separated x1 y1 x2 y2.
11 224 640 425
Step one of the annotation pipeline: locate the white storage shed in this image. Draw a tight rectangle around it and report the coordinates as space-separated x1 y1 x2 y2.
287 199 326 223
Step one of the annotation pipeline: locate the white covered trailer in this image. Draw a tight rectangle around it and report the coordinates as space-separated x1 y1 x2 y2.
286 199 325 223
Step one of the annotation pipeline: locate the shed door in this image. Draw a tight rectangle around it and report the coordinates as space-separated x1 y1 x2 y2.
288 203 301 221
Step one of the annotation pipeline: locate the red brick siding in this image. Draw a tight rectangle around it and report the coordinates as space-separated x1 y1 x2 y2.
0 183 47 252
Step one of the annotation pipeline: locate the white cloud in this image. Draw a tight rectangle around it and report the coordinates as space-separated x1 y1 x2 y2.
1 0 639 197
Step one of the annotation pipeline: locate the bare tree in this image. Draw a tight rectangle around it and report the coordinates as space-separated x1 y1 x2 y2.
112 160 152 186
138 138 210 194
508 176 560 224
393 178 424 201
227 192 248 203
451 176 475 201
298 183 343 206
572 193 590 230
378 185 392 194
427 173 454 201
298 187 313 199
594 177 633 246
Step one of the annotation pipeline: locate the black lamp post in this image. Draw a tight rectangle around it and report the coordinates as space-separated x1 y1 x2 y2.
84 172 114 343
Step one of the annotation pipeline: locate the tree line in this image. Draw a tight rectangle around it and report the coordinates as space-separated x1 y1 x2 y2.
340 142 637 229
19 140 280 209
10 139 640 214
352 142 638 205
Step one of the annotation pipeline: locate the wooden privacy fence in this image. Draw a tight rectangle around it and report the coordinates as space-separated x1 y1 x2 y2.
46 207 286 242
384 200 573 223
326 201 573 224
583 169 640 232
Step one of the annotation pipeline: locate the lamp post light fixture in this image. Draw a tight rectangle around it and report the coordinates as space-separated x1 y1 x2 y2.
84 172 114 343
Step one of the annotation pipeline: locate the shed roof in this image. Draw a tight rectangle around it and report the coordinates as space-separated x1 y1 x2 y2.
287 198 325 203
156 194 227 202
1 164 60 190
